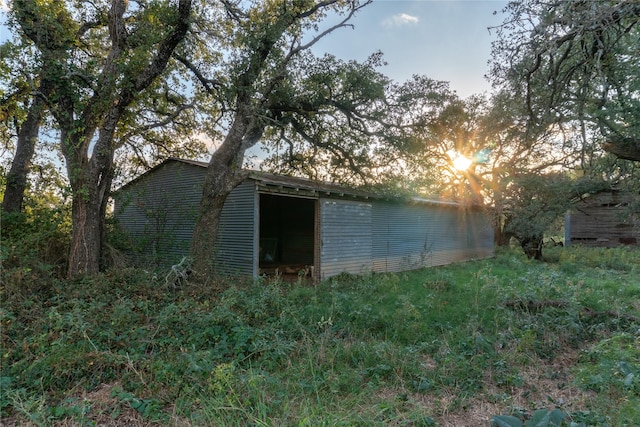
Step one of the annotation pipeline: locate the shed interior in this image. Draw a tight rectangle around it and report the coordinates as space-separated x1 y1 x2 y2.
259 194 315 278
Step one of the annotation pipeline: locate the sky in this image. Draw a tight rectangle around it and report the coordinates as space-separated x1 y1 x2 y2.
0 0 508 98
311 0 509 97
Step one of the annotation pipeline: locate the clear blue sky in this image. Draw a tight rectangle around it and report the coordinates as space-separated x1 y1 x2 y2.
0 0 507 97
311 0 508 97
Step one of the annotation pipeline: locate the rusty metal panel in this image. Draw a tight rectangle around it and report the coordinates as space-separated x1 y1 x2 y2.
319 199 372 279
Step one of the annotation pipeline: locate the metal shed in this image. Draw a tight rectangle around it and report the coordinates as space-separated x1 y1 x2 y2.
114 158 494 280
565 189 640 247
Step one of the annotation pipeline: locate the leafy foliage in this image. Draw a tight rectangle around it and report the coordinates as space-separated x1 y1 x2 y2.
1 203 70 282
492 408 566 427
490 0 640 162
1 246 639 425
501 173 605 259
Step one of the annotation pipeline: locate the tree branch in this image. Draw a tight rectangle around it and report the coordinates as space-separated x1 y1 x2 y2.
173 54 224 95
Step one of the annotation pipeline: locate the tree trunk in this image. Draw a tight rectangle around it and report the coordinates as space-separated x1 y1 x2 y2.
11 0 192 277
190 141 248 279
603 138 640 162
189 184 231 278
190 103 263 279
494 225 513 247
2 92 48 213
67 191 103 276
520 235 543 260
66 137 115 277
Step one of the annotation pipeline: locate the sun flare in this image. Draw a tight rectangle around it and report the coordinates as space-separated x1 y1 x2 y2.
452 154 473 171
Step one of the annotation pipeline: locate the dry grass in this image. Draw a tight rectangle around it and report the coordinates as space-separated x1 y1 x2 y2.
0 383 190 427
360 347 596 427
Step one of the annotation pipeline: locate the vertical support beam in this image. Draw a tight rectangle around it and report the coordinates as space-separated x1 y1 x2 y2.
313 199 321 284
253 187 260 278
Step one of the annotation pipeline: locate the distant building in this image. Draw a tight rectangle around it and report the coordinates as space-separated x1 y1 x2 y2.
565 189 640 247
114 158 494 281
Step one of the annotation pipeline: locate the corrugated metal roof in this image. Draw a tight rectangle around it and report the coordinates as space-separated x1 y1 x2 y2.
116 157 471 208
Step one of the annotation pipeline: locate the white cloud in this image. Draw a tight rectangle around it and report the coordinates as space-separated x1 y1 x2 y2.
0 0 9 12
382 13 419 29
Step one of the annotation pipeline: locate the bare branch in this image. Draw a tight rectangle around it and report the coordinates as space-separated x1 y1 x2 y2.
292 0 372 55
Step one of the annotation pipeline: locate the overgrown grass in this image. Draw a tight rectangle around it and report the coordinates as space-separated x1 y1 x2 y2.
1 246 639 426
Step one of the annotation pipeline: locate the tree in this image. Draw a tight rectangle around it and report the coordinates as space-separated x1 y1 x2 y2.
7 0 193 276
396 86 585 248
257 53 388 186
185 0 401 277
490 0 640 162
0 21 53 214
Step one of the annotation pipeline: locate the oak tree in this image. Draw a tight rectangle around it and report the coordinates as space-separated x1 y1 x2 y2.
490 0 640 162
7 0 193 276
184 0 397 277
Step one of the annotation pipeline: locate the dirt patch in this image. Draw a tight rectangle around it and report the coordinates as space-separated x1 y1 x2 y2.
421 349 595 426
365 348 595 426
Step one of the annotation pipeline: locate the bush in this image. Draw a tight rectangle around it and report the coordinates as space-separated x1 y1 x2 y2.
1 205 70 279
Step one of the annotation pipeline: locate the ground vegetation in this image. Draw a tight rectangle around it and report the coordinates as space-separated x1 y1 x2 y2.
2 207 639 425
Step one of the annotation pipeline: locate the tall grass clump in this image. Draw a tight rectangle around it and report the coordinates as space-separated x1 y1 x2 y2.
1 245 639 425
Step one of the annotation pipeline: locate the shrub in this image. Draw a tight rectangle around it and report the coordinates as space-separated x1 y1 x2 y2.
1 205 70 280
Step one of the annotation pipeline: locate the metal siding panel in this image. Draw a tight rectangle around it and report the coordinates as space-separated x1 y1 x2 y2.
371 201 494 273
386 203 430 272
372 202 390 272
428 208 473 266
428 207 464 266
115 160 494 275
466 210 495 258
114 161 205 266
214 180 256 276
320 199 372 279
253 191 260 277
115 161 258 274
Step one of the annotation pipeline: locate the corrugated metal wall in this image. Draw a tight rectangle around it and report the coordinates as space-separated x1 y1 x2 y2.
319 199 373 279
114 161 257 274
371 201 493 273
458 208 495 262
213 180 257 276
114 161 206 266
116 159 494 279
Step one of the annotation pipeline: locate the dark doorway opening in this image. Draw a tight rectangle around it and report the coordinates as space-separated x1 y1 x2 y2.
259 194 315 278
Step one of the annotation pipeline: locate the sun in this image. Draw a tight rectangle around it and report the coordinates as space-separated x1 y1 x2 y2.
452 154 473 171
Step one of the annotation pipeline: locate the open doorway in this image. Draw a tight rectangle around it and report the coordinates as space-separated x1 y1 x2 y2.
259 194 316 279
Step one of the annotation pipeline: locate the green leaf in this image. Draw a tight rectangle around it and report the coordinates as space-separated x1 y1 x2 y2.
623 373 634 387
526 409 566 427
548 409 567 426
492 415 523 427
527 409 551 427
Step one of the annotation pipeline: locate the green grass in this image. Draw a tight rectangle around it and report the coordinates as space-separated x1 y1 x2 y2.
1 246 639 426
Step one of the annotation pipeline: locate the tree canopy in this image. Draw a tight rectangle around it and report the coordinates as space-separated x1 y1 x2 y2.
1 0 411 277
3 0 195 275
5 0 640 276
490 0 640 162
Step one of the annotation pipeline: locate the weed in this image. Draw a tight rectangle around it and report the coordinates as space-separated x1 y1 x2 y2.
111 387 167 422
1 247 639 425
492 408 566 427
